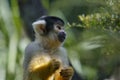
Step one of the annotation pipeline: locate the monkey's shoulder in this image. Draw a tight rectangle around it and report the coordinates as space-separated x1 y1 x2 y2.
25 41 43 55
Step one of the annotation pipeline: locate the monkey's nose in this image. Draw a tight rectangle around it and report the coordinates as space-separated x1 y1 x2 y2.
60 32 66 36
58 32 66 42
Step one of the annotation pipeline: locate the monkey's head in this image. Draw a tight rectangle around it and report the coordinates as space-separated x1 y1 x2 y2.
32 16 66 48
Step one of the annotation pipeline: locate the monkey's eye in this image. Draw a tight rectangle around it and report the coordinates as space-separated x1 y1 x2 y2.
56 26 61 30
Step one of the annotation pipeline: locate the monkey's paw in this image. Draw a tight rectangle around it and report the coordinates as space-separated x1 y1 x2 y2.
51 59 61 71
60 67 74 80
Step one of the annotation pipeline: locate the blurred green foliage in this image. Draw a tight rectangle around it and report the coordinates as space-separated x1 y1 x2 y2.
64 0 120 79
0 0 120 80
78 12 120 31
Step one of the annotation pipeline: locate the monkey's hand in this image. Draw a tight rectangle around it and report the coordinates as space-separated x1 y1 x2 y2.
60 67 74 80
50 59 61 73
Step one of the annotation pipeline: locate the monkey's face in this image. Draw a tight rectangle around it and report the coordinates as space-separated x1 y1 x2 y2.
54 24 66 42
32 16 66 43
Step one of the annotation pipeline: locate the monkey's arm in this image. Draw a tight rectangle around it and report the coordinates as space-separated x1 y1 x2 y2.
28 55 61 80
23 42 60 80
54 47 74 80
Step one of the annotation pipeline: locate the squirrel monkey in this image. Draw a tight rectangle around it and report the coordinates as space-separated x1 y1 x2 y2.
23 16 74 80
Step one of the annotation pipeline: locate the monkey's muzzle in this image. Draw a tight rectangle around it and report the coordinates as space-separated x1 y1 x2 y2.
58 32 66 42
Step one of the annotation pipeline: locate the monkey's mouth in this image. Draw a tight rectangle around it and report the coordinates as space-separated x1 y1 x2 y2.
58 32 66 42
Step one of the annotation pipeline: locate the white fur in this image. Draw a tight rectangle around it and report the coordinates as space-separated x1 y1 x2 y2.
32 20 46 26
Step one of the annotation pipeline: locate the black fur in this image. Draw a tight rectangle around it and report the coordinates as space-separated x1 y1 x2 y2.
37 16 65 35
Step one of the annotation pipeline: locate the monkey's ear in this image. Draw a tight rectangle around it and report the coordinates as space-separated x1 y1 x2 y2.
32 20 46 34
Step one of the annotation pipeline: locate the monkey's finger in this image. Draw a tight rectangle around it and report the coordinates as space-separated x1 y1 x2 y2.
60 68 74 77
